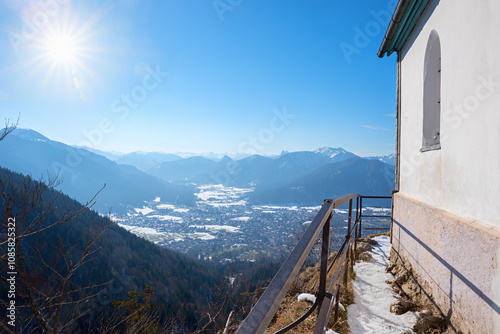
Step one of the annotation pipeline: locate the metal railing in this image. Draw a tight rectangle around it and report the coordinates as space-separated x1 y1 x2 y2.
236 194 391 334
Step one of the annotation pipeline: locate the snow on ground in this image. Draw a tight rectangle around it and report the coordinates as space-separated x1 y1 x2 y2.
252 205 322 213
109 214 124 222
365 207 391 213
253 205 313 211
190 225 240 233
134 207 155 215
162 232 215 241
195 184 253 201
173 208 189 213
347 236 418 333
297 294 345 311
232 217 251 222
195 185 253 207
196 190 227 201
302 205 322 211
117 224 215 242
118 223 161 235
297 293 316 303
156 204 175 209
149 214 182 222
256 205 301 210
193 232 216 240
204 200 247 207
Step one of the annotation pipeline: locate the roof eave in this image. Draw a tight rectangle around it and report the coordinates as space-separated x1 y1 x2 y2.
377 0 430 58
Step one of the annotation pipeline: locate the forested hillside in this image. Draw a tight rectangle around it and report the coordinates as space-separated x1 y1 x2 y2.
0 167 278 333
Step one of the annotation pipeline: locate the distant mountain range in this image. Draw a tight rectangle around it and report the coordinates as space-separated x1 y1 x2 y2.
173 147 359 188
146 146 395 205
248 158 395 206
0 129 195 213
0 128 395 209
366 153 396 166
77 144 395 176
147 147 360 187
75 145 254 171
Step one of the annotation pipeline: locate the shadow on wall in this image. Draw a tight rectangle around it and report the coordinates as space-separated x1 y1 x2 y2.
391 219 500 331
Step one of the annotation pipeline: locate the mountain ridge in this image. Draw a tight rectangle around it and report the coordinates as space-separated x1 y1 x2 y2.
0 129 195 213
247 157 395 206
0 128 395 209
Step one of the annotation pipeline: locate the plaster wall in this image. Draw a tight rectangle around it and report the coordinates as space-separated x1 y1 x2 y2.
397 0 500 228
392 193 500 333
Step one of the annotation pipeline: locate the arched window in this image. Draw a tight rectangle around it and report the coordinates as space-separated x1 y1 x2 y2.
422 30 441 150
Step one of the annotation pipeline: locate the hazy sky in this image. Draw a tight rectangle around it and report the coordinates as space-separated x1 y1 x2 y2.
0 0 398 156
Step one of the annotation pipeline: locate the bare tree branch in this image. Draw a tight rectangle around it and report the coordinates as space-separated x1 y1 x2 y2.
0 114 19 142
0 169 109 334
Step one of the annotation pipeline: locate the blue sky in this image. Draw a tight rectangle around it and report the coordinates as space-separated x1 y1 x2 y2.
0 0 398 156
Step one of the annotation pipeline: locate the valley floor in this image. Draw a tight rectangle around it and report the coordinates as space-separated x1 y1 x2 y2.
113 184 392 263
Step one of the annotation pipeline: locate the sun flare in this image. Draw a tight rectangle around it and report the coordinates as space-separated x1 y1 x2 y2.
45 34 77 63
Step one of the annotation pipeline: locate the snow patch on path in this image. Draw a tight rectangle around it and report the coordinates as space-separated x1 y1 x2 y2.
347 236 418 333
325 330 340 334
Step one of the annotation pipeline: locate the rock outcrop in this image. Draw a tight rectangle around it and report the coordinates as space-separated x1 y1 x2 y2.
386 249 451 334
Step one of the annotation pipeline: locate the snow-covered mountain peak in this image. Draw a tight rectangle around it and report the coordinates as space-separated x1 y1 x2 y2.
314 147 346 158
10 128 50 142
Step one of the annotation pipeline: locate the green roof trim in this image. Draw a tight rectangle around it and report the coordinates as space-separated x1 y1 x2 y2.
378 0 430 57
387 0 430 55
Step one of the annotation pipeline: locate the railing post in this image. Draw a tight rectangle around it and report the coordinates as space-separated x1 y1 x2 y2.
354 196 359 253
317 212 331 311
333 288 340 323
355 197 359 222
350 241 355 273
359 196 363 238
343 246 348 286
347 199 352 239
355 197 360 239
343 199 353 287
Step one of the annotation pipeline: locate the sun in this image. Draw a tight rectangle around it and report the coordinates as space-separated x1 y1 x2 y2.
45 34 77 63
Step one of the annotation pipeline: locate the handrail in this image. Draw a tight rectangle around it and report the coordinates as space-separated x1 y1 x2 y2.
235 193 391 334
358 195 392 237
